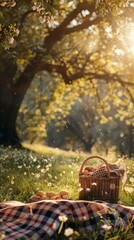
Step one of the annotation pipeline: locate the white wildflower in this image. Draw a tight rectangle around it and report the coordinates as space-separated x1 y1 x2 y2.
15 29 20 35
59 215 68 222
8 37 14 44
64 228 74 237
35 173 40 179
101 224 112 231
47 182 52 187
32 6 37 11
11 180 14 184
18 165 22 168
41 169 45 173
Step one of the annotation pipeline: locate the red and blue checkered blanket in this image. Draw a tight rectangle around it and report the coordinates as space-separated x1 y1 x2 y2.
0 200 133 239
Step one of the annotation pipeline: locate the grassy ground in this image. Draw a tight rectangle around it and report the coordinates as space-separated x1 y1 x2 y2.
0 144 134 239
0 143 133 205
0 144 89 202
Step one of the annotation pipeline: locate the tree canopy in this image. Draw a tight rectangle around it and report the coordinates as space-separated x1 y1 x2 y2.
0 0 134 149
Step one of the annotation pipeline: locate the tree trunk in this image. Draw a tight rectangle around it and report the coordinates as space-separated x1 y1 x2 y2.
0 79 22 146
66 121 96 152
0 55 43 147
84 138 96 153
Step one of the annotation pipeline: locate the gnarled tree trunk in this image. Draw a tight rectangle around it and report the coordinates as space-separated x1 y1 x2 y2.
0 85 19 146
0 57 38 146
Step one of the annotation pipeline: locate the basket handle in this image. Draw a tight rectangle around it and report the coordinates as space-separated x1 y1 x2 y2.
79 155 110 177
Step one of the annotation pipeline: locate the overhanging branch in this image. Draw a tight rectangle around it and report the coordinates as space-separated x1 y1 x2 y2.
63 17 102 35
44 1 97 49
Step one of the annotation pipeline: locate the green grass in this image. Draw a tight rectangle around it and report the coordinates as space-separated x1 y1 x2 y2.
0 144 86 202
0 143 134 205
0 144 134 239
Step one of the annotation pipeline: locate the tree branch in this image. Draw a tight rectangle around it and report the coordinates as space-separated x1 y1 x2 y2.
63 17 102 35
44 1 96 50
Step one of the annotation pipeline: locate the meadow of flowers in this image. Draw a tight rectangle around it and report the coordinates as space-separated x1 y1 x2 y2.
0 145 84 202
0 145 134 239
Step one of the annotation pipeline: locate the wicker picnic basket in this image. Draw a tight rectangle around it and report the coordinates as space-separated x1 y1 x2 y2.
79 155 121 203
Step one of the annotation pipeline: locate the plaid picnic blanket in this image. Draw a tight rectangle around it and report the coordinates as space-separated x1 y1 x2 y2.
0 200 133 239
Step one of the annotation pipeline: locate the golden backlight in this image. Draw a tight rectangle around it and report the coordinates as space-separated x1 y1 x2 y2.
127 29 134 54
124 23 134 54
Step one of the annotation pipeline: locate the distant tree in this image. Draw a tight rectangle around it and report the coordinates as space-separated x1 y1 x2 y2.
46 96 97 152
95 121 134 157
46 92 134 156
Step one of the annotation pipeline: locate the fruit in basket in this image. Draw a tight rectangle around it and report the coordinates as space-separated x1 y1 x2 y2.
85 166 95 172
83 169 89 175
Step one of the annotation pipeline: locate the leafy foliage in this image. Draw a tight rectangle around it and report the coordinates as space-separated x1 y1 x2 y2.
0 0 54 49
0 0 134 148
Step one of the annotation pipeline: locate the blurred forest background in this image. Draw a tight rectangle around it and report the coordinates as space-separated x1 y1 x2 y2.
0 0 134 157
